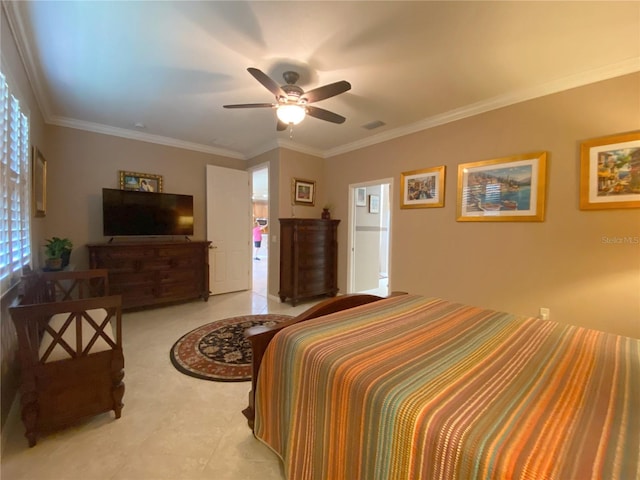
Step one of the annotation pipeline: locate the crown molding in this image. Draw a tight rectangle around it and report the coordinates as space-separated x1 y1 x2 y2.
324 57 640 158
244 139 280 160
277 139 325 158
49 115 246 159
5 0 638 162
3 1 54 123
243 137 325 160
43 58 640 161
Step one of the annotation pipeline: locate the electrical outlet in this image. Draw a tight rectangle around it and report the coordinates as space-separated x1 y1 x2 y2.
539 307 550 320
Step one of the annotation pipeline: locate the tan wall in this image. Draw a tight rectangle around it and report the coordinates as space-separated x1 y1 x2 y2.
325 73 640 338
43 125 245 269
279 148 326 219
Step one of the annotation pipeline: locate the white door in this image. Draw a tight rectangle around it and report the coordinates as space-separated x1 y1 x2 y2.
206 165 250 294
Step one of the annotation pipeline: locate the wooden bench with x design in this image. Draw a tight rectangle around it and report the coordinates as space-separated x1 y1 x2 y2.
9 269 124 447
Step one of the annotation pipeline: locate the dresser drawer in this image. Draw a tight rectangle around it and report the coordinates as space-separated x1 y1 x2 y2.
297 255 328 268
157 283 200 299
297 266 329 283
157 245 199 258
95 248 155 261
297 279 331 296
295 229 331 242
87 241 210 309
158 269 199 284
110 283 157 303
109 270 156 286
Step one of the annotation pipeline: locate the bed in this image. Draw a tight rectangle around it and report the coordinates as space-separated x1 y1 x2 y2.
246 294 639 480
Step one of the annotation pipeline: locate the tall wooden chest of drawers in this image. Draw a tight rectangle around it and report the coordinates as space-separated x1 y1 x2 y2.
279 218 339 305
87 241 210 309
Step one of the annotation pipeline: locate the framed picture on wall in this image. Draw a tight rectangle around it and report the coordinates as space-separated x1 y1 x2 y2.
579 131 640 210
457 152 547 222
32 146 46 217
292 178 316 206
119 171 163 192
355 187 367 206
400 165 445 209
369 194 380 214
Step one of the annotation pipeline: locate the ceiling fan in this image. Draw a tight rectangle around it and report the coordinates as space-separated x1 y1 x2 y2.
224 68 351 131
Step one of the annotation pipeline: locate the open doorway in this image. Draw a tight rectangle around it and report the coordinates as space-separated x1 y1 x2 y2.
251 166 269 297
347 179 392 296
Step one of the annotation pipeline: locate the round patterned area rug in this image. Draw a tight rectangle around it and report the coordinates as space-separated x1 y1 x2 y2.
169 314 292 382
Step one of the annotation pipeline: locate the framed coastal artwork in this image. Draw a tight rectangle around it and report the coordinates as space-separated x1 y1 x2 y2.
355 187 367 206
400 166 445 209
457 152 547 222
579 131 640 210
119 171 163 192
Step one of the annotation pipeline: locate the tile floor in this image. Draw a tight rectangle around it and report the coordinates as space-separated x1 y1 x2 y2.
1 237 389 480
1 288 317 480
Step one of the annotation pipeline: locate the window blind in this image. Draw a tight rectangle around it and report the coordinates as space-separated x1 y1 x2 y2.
0 71 31 294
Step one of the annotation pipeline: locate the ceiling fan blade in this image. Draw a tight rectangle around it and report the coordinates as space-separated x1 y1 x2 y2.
276 120 288 131
301 80 351 103
247 67 286 98
306 106 346 124
223 103 275 109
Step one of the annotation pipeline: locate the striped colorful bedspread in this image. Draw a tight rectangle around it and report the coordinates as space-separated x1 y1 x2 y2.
254 295 640 480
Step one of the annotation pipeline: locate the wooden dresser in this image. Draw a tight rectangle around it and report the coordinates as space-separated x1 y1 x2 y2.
87 241 210 309
279 218 339 305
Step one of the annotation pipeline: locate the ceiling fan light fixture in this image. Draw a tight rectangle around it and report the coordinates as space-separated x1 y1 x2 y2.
277 104 306 125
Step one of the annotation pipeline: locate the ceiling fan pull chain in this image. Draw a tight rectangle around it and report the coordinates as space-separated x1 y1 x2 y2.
289 124 294 139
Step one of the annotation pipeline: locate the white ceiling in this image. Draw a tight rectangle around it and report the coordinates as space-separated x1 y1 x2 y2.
4 1 639 160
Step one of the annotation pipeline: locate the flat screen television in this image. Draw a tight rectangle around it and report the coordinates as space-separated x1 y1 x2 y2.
102 188 194 237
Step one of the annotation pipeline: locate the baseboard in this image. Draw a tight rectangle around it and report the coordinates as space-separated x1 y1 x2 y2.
268 293 281 303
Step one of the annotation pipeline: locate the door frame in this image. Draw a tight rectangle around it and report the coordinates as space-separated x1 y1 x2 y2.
347 177 394 294
249 163 270 294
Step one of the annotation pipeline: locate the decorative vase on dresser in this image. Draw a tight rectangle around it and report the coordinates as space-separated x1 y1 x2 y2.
278 218 339 306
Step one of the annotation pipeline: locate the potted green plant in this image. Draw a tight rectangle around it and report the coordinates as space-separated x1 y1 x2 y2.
44 237 73 271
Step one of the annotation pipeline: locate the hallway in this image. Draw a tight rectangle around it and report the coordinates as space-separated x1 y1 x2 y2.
252 232 268 298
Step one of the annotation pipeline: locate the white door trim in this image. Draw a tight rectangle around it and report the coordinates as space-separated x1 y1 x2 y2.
347 177 394 295
249 163 270 294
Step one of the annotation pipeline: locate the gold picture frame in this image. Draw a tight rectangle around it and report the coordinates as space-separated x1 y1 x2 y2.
457 152 547 222
119 170 163 192
292 178 316 206
32 146 46 217
579 131 640 210
400 166 445 208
